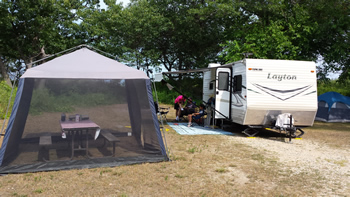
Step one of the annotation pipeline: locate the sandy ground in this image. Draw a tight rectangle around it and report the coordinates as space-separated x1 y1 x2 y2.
226 136 350 195
164 104 350 196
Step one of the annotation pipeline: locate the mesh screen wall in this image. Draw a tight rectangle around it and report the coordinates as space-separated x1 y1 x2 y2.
0 78 167 173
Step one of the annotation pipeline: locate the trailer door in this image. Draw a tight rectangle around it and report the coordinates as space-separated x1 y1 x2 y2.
215 68 231 119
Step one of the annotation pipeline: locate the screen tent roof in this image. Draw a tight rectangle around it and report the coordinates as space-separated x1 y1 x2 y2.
21 48 148 79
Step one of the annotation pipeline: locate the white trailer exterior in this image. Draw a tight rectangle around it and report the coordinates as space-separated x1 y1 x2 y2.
203 59 318 127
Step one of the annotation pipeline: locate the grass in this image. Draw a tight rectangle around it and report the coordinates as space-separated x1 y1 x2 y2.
0 109 349 196
304 121 350 149
187 147 197 154
215 168 228 173
325 159 348 167
307 121 350 132
0 119 8 148
0 81 17 119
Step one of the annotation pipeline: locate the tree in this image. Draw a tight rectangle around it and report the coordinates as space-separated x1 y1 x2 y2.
103 0 169 71
221 0 350 81
99 0 244 77
0 0 99 84
305 0 350 82
221 0 315 61
145 0 244 72
75 1 124 53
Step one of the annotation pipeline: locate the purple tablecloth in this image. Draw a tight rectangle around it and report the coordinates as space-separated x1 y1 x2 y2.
60 120 100 139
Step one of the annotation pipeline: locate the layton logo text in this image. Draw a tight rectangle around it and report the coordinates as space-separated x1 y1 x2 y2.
267 73 297 81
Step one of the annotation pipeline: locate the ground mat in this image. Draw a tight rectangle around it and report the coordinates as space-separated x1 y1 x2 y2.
168 122 234 135
0 155 167 174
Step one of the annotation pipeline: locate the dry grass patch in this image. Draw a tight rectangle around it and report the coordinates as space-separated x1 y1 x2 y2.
304 121 350 148
0 115 349 196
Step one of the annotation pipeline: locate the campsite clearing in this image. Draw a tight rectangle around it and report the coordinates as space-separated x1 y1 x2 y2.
0 108 349 196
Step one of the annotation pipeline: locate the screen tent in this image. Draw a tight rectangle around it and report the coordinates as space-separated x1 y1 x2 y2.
0 47 168 173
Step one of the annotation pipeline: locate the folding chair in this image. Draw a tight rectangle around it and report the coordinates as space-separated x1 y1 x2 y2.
158 107 169 121
154 102 169 121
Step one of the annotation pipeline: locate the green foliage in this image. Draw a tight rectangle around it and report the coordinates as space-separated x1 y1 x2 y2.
29 89 120 115
0 0 101 83
221 0 349 81
0 81 17 119
317 79 350 97
29 80 125 115
154 87 178 105
306 0 350 81
153 77 204 105
1 0 349 84
100 0 244 76
221 20 306 62
221 1 315 62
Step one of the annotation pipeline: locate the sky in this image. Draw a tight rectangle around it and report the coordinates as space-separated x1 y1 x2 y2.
100 0 131 8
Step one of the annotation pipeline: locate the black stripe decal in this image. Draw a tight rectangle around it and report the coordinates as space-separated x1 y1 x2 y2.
252 84 314 101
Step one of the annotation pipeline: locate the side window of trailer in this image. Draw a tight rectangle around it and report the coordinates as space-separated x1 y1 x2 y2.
218 72 229 91
233 75 242 92
209 81 214 90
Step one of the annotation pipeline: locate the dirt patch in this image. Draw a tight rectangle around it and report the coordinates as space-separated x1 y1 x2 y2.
226 133 350 196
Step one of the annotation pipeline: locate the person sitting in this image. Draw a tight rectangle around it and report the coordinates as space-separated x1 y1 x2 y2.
187 104 206 127
174 95 186 121
181 97 196 117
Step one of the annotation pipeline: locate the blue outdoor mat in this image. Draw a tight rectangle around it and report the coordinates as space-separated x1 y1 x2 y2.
168 122 234 135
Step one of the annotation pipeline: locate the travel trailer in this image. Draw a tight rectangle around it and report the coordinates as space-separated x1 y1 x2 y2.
164 59 318 136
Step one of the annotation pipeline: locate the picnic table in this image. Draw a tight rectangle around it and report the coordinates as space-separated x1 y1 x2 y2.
60 120 100 159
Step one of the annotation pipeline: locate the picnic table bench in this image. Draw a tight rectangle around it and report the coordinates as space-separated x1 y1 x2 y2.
100 131 120 157
39 135 52 161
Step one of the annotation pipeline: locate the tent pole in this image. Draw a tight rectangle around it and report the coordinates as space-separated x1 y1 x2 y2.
151 76 171 161
28 45 87 67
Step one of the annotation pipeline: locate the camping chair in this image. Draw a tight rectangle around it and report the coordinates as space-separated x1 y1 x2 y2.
154 102 169 121
158 107 170 121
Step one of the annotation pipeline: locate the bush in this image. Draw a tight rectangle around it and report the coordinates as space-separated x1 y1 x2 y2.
28 79 127 115
29 88 122 115
318 79 350 96
152 76 204 105
0 81 17 119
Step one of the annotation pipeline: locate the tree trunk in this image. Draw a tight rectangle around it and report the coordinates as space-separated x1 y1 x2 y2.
25 46 49 69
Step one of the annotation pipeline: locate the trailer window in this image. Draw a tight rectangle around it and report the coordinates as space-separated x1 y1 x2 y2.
209 81 214 90
233 75 242 92
218 72 229 91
